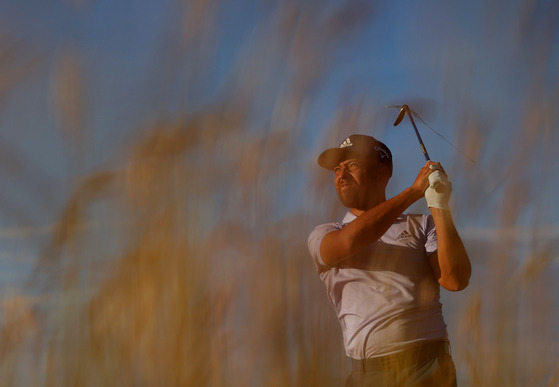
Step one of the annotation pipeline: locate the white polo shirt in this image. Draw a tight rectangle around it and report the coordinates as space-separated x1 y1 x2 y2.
308 212 448 360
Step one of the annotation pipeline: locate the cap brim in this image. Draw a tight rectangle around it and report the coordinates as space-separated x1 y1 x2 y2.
318 148 362 170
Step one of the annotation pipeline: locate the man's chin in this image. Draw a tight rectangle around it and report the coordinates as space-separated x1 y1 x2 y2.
337 193 365 210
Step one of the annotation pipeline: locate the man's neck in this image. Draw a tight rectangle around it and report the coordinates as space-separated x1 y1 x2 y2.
349 196 387 217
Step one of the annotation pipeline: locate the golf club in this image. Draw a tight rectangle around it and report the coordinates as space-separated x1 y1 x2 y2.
392 105 431 161
390 104 446 190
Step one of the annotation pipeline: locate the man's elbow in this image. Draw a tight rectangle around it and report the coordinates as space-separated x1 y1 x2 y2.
440 276 470 292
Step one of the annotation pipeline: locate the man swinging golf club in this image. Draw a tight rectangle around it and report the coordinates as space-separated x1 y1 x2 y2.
308 134 471 386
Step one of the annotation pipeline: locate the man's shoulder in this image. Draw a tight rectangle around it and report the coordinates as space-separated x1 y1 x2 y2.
307 219 345 250
308 220 345 270
309 221 343 236
310 212 354 233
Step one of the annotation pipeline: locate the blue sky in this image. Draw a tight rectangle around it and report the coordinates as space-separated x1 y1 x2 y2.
0 0 558 384
1 0 558 295
0 0 556 286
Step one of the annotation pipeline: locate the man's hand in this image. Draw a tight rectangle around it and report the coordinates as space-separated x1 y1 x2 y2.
410 162 432 195
425 166 452 210
411 162 447 196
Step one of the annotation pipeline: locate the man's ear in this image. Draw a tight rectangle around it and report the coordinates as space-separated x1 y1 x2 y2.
376 163 391 180
385 164 392 179
364 161 391 184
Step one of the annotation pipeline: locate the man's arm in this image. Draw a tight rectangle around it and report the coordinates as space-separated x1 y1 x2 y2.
320 188 422 265
424 167 471 291
320 165 432 266
428 209 471 291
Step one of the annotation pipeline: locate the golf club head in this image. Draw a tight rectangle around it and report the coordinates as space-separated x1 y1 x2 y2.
387 103 432 162
388 97 437 122
392 105 408 126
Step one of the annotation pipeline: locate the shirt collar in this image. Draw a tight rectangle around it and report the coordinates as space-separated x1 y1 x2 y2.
341 211 406 224
341 211 358 224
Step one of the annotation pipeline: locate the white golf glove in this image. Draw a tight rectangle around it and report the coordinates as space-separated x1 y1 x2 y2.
425 166 452 210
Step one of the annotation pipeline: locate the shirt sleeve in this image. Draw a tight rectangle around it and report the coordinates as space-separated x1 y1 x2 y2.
307 223 340 271
424 214 438 256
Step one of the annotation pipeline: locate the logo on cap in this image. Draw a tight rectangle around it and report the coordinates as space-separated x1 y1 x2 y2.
375 146 389 159
339 138 353 149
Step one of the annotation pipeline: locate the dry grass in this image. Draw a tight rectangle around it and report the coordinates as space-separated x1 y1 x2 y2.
0 0 558 386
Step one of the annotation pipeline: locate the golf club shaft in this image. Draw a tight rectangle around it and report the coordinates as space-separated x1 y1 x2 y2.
391 104 447 190
405 108 431 162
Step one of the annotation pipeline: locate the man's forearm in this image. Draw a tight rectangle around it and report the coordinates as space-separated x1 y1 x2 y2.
348 187 422 245
320 187 422 265
430 208 471 291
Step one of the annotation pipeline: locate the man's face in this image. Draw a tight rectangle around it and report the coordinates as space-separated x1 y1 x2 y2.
334 158 385 210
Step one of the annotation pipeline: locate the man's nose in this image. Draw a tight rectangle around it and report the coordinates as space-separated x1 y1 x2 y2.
335 165 351 178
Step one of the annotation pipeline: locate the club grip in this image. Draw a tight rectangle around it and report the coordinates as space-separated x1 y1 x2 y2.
429 170 448 192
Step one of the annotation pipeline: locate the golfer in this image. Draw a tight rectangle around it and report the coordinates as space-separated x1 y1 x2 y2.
308 134 471 386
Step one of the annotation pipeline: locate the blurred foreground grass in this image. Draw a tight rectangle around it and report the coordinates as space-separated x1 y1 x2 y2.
0 1 558 386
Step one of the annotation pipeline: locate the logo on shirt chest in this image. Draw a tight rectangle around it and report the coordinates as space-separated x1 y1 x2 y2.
396 230 413 241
